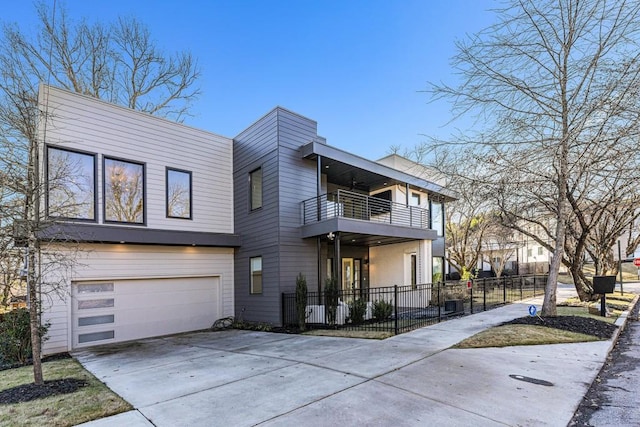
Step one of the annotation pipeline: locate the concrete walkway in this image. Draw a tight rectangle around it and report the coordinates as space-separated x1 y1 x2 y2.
75 287 630 427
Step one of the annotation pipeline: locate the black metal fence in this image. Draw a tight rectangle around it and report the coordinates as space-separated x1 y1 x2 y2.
282 275 547 335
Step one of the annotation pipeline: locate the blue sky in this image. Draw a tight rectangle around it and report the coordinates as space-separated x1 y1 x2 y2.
5 0 496 160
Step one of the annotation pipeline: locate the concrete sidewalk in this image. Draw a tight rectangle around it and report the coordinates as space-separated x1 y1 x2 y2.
75 289 629 427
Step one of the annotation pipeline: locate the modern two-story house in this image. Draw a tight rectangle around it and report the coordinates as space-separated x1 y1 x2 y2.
37 85 455 354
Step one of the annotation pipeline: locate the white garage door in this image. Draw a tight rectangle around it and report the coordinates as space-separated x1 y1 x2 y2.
72 277 221 348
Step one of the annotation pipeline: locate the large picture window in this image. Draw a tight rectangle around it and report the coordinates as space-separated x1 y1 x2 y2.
46 146 96 220
250 168 262 211
104 157 145 224
250 256 262 294
166 168 192 219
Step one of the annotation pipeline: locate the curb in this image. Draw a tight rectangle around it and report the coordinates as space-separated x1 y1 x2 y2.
607 294 639 354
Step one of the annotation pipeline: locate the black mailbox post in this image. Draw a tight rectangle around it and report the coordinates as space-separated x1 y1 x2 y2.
593 275 616 317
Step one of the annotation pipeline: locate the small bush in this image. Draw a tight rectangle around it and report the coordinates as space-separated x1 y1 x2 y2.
348 299 367 325
324 277 339 325
0 308 48 365
373 299 393 321
295 273 308 332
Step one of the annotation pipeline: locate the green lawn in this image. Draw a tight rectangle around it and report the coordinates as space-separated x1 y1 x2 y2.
0 358 131 427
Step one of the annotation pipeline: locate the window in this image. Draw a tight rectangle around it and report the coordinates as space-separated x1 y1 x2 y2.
166 168 192 219
46 146 96 220
527 248 533 257
432 257 444 283
537 247 544 255
104 157 145 224
250 168 262 210
250 256 263 294
410 192 421 207
430 201 444 236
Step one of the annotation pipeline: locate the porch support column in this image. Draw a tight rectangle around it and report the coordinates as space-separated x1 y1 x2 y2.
317 155 323 293
418 239 432 284
317 155 322 196
405 183 410 207
334 232 341 287
317 237 322 294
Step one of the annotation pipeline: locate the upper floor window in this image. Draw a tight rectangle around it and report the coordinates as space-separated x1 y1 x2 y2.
46 146 96 220
537 246 544 255
166 168 192 219
410 192 421 207
430 201 444 236
250 168 262 210
104 157 145 224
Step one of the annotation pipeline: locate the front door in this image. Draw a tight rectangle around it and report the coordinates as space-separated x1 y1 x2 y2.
342 258 361 296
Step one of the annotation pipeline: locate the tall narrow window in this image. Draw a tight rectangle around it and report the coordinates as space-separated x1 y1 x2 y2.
166 168 192 219
104 157 145 224
250 168 262 210
432 257 444 283
410 254 417 288
410 192 421 207
430 201 444 236
250 256 263 294
46 146 96 220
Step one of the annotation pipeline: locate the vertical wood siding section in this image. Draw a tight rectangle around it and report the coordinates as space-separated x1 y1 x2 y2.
233 110 281 323
275 110 319 295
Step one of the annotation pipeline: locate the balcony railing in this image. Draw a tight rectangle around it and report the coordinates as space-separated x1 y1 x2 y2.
301 189 429 229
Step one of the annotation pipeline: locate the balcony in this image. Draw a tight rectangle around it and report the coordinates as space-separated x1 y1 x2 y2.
302 189 429 229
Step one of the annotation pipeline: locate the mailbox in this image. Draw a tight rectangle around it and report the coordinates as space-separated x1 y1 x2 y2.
593 275 616 294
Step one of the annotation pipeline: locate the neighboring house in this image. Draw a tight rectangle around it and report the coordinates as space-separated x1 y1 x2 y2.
37 85 455 354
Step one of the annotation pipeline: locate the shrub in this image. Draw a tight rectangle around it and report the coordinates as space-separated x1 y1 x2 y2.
295 273 308 332
373 299 393 321
348 299 367 324
324 277 339 325
0 308 48 365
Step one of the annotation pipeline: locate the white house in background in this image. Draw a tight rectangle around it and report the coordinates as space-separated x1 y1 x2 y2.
37 84 455 354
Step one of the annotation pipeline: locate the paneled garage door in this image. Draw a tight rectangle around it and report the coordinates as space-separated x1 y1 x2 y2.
72 277 221 348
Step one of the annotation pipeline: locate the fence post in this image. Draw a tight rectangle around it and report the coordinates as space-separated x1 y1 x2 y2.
520 276 523 300
281 292 286 326
437 283 442 321
533 276 537 297
503 276 507 303
483 278 487 311
394 285 399 335
470 283 474 313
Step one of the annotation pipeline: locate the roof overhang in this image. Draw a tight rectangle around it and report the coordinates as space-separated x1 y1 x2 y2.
300 140 458 201
38 223 241 247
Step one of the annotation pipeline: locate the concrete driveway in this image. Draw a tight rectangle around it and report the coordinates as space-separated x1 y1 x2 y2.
75 296 614 427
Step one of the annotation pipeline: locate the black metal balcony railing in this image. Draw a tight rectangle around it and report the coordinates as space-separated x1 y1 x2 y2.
302 189 429 228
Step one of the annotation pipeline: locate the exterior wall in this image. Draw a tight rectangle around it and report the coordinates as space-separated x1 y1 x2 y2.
40 85 234 234
42 243 234 355
369 240 432 287
275 110 319 296
233 108 319 325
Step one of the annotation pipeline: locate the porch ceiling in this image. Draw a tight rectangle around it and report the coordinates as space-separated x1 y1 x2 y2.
300 140 457 201
300 217 437 246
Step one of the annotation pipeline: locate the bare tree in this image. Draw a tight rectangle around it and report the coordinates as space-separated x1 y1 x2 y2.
483 216 518 278
0 2 200 385
426 0 640 315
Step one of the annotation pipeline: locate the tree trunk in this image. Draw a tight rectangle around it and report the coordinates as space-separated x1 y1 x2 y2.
27 247 43 385
570 263 598 302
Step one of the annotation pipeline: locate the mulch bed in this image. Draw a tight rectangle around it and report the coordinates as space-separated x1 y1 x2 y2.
0 353 88 404
0 378 88 404
502 315 617 339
